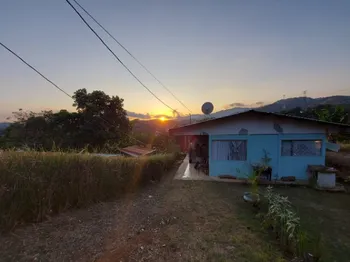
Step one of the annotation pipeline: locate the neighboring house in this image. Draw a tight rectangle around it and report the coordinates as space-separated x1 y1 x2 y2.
169 110 350 180
119 145 156 157
92 153 121 158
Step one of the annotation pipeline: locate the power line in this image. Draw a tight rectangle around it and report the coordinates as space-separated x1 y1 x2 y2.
0 41 145 145
71 0 192 114
0 41 107 128
0 42 72 98
65 0 176 114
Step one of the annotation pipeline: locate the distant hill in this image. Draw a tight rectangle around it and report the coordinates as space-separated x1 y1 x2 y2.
183 107 248 120
131 95 350 133
131 119 177 134
0 122 10 130
259 96 350 112
186 96 350 121
0 122 10 136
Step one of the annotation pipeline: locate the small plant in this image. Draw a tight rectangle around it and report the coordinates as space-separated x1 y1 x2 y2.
310 234 322 262
263 186 303 255
296 230 308 258
249 168 260 195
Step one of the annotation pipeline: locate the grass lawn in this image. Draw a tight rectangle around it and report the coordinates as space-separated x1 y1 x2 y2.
236 184 350 262
274 187 350 262
178 182 350 262
154 181 287 262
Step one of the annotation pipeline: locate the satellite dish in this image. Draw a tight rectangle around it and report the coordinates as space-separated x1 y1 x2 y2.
201 102 214 115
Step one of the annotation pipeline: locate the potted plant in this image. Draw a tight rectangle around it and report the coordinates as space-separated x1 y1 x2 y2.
243 168 260 205
243 150 271 205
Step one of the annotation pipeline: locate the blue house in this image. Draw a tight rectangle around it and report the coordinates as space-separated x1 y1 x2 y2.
169 110 350 180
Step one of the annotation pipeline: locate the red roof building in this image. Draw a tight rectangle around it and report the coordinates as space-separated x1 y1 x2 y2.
119 145 156 157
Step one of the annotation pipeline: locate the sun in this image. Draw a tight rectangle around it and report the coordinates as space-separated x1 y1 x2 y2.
160 117 166 122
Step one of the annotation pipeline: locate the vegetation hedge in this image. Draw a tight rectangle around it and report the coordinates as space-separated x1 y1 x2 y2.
0 151 177 231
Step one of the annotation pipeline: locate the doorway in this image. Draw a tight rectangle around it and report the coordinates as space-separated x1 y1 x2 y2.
188 135 209 174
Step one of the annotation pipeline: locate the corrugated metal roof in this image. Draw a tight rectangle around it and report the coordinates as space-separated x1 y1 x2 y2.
119 145 156 157
169 109 350 133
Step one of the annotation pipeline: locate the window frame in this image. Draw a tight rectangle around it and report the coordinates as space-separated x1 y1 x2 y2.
280 139 323 157
211 139 248 161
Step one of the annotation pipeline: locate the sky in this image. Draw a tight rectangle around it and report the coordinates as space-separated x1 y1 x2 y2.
1 0 350 121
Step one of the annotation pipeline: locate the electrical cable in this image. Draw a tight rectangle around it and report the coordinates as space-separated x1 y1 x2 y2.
0 41 146 145
65 0 176 113
71 0 192 114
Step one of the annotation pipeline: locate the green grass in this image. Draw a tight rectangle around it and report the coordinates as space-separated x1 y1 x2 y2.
236 185 350 262
0 151 177 231
276 187 350 262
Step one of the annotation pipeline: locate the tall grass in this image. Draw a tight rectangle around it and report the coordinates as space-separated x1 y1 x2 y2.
0 151 177 231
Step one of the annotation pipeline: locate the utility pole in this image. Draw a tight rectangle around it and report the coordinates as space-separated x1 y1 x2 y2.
303 90 308 109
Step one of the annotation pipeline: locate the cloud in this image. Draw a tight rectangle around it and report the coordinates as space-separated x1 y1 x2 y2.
223 101 266 110
126 111 173 120
126 111 151 119
223 102 247 109
153 114 172 120
231 102 246 107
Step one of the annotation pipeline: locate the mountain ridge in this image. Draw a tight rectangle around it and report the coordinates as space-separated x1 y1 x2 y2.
130 95 350 133
259 95 350 113
1 95 350 134
178 95 350 121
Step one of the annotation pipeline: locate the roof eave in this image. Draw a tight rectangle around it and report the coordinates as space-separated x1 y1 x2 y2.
168 110 350 134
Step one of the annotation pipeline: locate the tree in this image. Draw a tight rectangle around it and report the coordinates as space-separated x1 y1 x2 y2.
72 89 131 148
282 105 349 124
1 89 131 151
315 105 348 123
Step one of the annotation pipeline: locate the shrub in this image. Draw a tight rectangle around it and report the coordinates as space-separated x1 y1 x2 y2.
0 151 177 231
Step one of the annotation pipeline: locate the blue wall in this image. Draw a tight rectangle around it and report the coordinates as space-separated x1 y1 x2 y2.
209 133 326 180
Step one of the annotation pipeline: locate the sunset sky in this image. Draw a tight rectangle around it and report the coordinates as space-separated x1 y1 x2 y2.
1 0 350 121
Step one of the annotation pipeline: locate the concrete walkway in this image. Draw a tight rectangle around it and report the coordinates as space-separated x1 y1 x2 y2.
174 156 308 185
174 155 244 183
174 158 243 183
174 156 211 181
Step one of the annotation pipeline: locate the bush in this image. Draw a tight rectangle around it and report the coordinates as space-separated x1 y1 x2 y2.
0 151 177 231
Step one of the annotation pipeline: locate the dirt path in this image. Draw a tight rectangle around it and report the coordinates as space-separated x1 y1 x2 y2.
0 164 285 262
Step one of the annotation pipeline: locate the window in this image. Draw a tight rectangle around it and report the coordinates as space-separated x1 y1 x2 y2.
211 140 247 161
281 140 322 156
